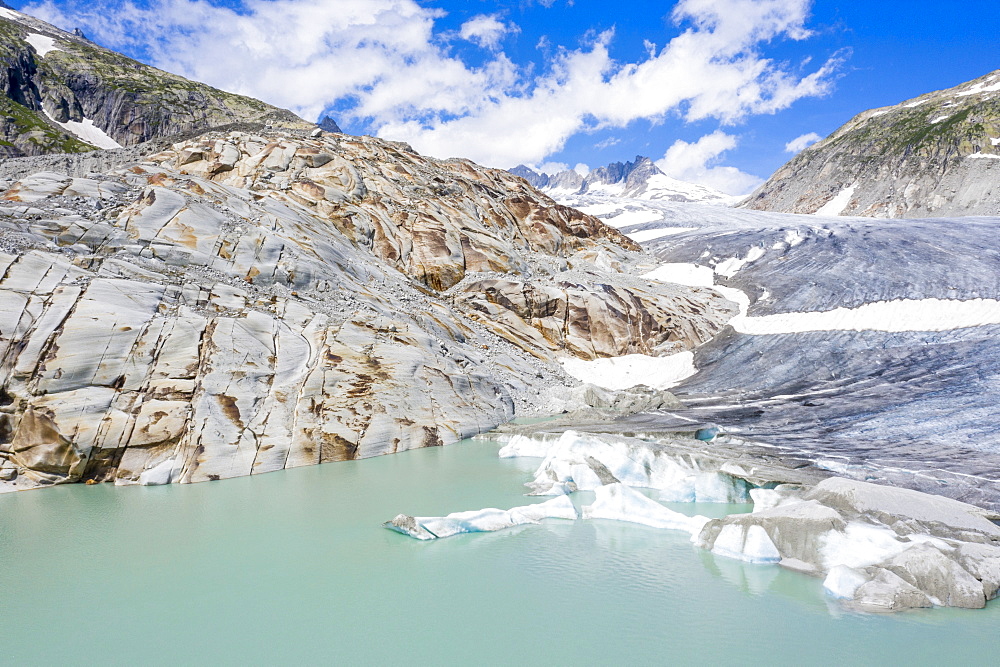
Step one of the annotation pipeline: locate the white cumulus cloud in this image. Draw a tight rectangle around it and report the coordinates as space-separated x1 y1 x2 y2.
656 131 763 195
24 0 844 170
459 14 517 50
785 131 823 153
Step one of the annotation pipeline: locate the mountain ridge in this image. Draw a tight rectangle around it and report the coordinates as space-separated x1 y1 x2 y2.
511 156 735 204
742 68 1000 218
0 4 312 157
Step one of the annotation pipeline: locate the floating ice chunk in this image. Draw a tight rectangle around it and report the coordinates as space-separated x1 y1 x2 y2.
582 483 709 536
522 430 756 502
25 33 61 57
823 565 870 599
711 524 782 564
657 479 696 503
137 458 176 486
819 522 913 570
498 434 554 458
384 496 578 540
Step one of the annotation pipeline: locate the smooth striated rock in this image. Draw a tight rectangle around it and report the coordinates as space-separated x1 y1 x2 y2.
0 128 730 491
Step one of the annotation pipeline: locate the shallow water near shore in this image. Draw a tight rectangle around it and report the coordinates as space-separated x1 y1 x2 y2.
1 438 997 664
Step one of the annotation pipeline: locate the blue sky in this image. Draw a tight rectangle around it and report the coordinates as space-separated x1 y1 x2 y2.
15 0 1000 193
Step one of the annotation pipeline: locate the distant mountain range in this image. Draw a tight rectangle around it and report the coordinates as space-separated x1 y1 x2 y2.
511 156 736 205
743 68 1000 218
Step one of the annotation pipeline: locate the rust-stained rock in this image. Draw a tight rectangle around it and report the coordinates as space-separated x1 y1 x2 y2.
0 128 734 492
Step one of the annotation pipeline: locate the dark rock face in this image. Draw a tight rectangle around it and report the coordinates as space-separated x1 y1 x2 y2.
0 6 316 157
743 69 1000 218
509 164 549 189
318 116 342 133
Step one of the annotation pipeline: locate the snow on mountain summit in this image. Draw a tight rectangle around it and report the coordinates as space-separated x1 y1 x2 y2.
511 156 738 205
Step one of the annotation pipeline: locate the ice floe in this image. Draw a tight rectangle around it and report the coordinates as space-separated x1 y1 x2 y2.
506 430 756 503
711 524 782 564
385 496 578 540
823 565 869 599
582 483 709 535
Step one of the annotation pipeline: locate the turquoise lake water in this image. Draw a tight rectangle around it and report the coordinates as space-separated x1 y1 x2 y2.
1 438 997 665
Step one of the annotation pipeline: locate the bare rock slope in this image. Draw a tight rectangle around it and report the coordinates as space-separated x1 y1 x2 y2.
743 69 1000 218
0 128 734 491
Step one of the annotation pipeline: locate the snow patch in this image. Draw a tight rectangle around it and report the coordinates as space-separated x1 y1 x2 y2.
931 115 951 123
25 33 61 57
560 352 696 391
735 298 1000 334
0 7 22 22
715 246 766 278
991 138 1000 146
957 80 1000 97
643 263 715 287
813 184 857 216
967 153 1000 160
43 111 122 150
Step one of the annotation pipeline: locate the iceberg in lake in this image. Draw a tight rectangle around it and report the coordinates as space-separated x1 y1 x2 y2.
582 483 709 536
509 430 755 502
384 496 578 540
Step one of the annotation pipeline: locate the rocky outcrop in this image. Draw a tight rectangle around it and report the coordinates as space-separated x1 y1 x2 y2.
0 127 734 492
0 6 312 157
743 69 1000 218
455 277 732 359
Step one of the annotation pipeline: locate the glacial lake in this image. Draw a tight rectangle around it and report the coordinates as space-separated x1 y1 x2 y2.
2 438 997 664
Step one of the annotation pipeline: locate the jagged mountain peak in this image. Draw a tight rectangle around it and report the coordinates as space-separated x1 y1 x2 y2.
743 68 1000 218
511 155 732 204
